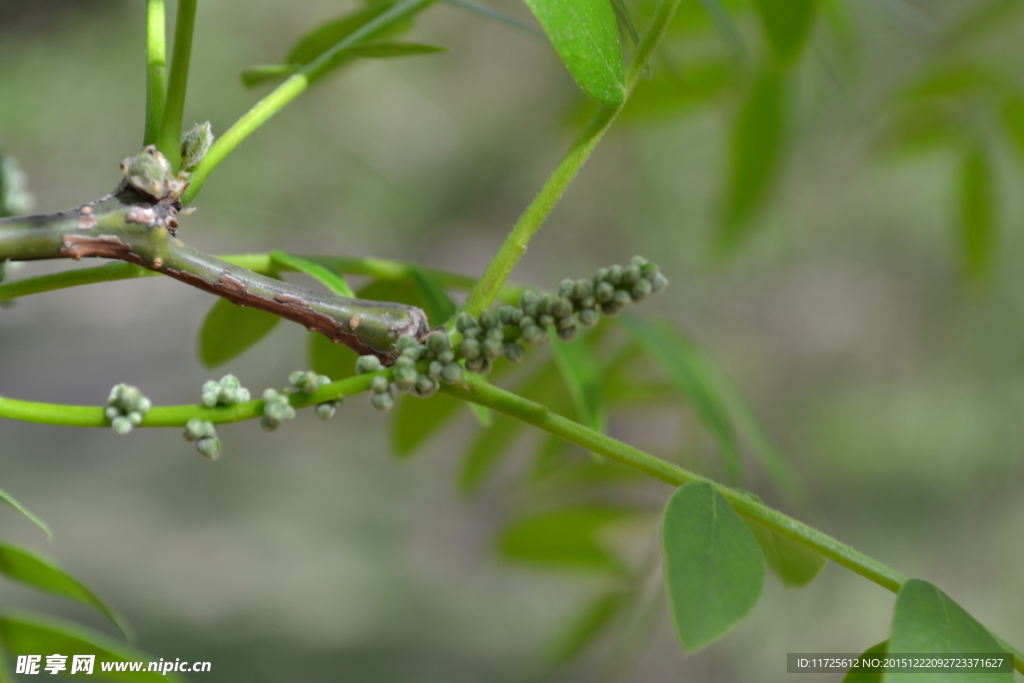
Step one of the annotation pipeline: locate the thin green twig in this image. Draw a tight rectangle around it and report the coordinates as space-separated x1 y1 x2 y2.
156 0 198 169
181 0 435 204
458 0 682 319
144 0 168 146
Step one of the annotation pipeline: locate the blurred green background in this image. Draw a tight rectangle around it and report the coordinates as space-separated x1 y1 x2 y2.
1 0 1023 680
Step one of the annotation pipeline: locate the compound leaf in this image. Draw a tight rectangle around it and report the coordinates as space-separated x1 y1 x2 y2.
662 482 764 652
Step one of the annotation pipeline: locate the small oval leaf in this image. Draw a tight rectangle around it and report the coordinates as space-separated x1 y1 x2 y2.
522 0 626 106
842 641 888 683
719 70 785 252
745 520 826 587
888 579 1013 682
662 481 765 652
498 506 634 573
0 543 131 639
197 298 280 369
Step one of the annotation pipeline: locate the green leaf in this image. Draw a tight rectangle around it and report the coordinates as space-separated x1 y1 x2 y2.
551 332 606 433
695 0 748 62
621 316 742 483
498 506 634 573
307 332 358 381
745 521 826 587
356 277 426 310
522 0 626 106
0 486 51 539
550 588 630 664
270 251 355 297
0 543 131 639
1001 93 1024 163
841 641 888 683
442 0 544 38
0 613 184 682
662 482 765 652
409 267 457 325
243 42 445 88
286 2 416 65
958 144 995 280
719 70 785 252
468 402 493 427
392 392 465 456
618 61 732 124
752 0 816 65
197 298 280 369
887 579 1012 682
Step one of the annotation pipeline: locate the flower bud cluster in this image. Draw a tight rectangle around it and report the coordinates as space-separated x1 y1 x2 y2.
260 389 296 432
201 374 251 407
289 370 340 420
356 330 464 412
353 257 667 411
106 384 151 435
183 419 222 460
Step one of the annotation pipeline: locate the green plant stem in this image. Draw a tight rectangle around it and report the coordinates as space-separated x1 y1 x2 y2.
0 254 524 304
156 0 198 169
181 0 435 205
458 0 682 319
444 375 903 590
144 0 167 146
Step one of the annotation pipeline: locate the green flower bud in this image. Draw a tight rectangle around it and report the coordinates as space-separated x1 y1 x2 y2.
370 376 390 393
127 411 143 426
260 416 278 432
440 362 464 384
640 262 659 278
465 356 485 373
370 391 394 411
556 315 576 331
607 265 624 285
425 330 451 355
397 334 419 351
580 296 596 309
220 374 240 390
202 380 220 394
522 325 548 346
498 305 518 326
601 302 620 317
196 436 222 460
538 314 555 328
594 281 615 303
551 297 573 319
481 337 503 361
111 416 133 435
394 355 415 369
579 308 600 327
393 366 418 391
428 360 443 379
105 406 121 421
455 312 478 333
504 342 526 363
485 327 505 342
263 388 280 402
623 263 642 285
478 358 494 374
401 345 422 361
593 267 609 283
479 309 499 330
518 315 536 330
316 402 338 420
288 370 307 386
558 278 575 298
612 289 632 308
557 325 578 342
536 292 553 315
630 255 649 269
519 290 537 310
355 355 382 375
437 350 456 364
180 121 214 172
650 272 669 293
460 338 481 360
573 279 593 301
184 418 207 442
415 375 439 396
631 278 652 301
